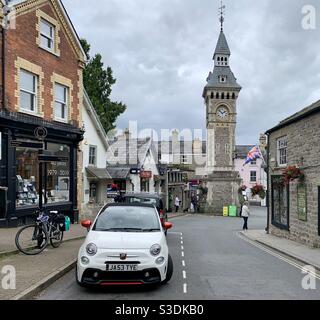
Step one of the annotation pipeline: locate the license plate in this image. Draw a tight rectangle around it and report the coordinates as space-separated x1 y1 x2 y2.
106 264 138 272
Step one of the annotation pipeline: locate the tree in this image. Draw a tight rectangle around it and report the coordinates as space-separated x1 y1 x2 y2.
81 39 127 133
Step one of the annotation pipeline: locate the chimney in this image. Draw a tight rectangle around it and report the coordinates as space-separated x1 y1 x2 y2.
259 134 267 151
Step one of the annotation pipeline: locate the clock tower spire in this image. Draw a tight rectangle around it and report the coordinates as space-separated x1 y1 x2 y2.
201 3 242 215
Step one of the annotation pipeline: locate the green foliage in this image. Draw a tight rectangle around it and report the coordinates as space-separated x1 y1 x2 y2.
81 39 127 133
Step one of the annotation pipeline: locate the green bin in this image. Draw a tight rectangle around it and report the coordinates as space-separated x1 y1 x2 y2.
228 205 237 217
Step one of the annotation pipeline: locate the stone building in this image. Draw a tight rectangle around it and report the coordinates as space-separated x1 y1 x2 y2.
0 0 86 226
266 99 320 248
202 15 242 215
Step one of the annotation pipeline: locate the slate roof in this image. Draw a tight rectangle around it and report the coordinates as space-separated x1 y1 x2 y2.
214 31 231 56
266 99 320 134
206 66 241 89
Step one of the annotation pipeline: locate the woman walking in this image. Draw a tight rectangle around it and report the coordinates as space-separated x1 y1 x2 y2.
242 201 250 231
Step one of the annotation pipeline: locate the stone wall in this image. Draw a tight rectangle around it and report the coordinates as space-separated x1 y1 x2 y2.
268 112 320 248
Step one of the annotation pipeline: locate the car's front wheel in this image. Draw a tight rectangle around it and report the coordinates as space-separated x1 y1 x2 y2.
162 254 173 284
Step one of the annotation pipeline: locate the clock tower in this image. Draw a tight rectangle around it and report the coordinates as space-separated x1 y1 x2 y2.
202 4 242 214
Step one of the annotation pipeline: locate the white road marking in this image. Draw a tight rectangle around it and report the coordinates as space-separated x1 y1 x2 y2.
182 260 186 267
183 283 188 294
237 232 320 280
181 246 184 250
181 251 184 257
183 270 187 279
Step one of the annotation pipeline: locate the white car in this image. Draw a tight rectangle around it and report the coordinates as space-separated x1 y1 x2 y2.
76 203 173 287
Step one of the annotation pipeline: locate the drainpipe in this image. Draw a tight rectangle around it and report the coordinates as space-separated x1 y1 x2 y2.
2 1 10 110
266 132 270 234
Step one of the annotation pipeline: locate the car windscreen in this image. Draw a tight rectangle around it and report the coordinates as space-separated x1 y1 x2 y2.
93 206 161 232
127 197 158 206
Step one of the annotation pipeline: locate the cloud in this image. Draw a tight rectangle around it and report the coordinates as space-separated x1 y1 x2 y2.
63 0 320 144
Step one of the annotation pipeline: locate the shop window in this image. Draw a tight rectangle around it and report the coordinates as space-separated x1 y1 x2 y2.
54 83 69 122
20 69 38 113
272 176 289 230
16 145 40 207
40 18 55 52
46 143 70 204
89 145 97 166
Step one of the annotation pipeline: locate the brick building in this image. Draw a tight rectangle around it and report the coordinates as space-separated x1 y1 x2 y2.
266 99 320 248
0 0 86 226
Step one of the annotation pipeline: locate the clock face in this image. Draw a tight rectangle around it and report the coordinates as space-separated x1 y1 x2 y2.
217 107 229 120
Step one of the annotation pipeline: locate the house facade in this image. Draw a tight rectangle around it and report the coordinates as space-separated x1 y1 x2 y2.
0 0 85 226
106 131 161 196
81 91 112 219
266 99 320 248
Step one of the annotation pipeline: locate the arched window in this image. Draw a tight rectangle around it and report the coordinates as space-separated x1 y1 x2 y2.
221 93 225 99
211 92 214 99
216 92 219 99
217 57 220 62
232 93 236 99
227 93 230 99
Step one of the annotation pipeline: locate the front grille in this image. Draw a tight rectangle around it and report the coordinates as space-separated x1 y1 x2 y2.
82 268 161 285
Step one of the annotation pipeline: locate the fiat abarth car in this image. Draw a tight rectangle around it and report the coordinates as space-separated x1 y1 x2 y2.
76 203 173 287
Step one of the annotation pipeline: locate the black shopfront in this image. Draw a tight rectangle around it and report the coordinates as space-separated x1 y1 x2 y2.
0 111 84 227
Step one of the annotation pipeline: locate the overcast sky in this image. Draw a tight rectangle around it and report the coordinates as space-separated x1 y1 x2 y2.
63 0 320 144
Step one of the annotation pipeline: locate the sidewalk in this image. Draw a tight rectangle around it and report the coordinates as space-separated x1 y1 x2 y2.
240 230 320 271
0 211 187 300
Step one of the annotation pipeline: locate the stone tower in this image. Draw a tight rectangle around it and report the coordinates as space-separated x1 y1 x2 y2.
202 8 242 214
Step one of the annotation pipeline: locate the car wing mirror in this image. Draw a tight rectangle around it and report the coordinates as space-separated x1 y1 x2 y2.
164 222 173 230
81 220 92 232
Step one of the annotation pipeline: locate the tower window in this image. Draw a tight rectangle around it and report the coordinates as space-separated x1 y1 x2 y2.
224 57 227 61
216 93 219 99
211 92 214 99
227 93 230 99
217 57 220 62
221 93 225 99
232 93 236 99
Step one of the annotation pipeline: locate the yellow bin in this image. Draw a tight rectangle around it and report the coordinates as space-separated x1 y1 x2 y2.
223 206 229 217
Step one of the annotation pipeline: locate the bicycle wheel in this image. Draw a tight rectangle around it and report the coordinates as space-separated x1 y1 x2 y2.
15 224 49 255
50 223 64 248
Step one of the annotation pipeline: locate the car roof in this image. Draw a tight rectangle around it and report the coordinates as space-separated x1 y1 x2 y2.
104 203 156 209
123 193 161 199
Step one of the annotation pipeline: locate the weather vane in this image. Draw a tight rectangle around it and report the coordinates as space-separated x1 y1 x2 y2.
219 0 226 31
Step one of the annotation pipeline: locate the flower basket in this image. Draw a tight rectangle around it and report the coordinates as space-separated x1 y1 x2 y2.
251 184 266 199
282 166 304 185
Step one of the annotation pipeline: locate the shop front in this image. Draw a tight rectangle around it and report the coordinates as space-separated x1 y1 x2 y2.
0 111 84 227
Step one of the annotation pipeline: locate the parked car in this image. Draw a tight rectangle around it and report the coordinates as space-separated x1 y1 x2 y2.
119 193 168 233
76 203 173 287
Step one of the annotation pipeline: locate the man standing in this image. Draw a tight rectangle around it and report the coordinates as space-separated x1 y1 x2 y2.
175 196 180 213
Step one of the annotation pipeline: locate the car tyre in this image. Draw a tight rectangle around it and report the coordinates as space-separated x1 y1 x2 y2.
162 254 173 284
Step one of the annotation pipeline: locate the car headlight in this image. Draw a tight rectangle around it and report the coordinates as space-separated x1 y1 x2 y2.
150 244 161 256
86 243 97 256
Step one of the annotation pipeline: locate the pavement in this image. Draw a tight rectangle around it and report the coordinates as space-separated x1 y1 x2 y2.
0 211 187 300
240 229 320 271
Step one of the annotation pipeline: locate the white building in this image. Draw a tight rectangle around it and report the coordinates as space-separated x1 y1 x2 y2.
81 91 112 217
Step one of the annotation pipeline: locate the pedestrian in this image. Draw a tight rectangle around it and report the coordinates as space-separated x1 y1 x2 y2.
242 201 250 231
191 194 197 214
175 196 180 213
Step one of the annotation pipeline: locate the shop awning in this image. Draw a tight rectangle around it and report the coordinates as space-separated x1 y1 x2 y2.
86 167 112 180
106 167 131 180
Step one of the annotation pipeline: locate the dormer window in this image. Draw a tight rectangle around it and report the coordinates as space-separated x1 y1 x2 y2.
219 75 227 83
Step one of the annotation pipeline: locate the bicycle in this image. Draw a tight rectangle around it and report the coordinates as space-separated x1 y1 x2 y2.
15 209 65 255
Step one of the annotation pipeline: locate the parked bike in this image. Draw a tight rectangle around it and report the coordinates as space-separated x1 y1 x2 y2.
15 209 69 255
